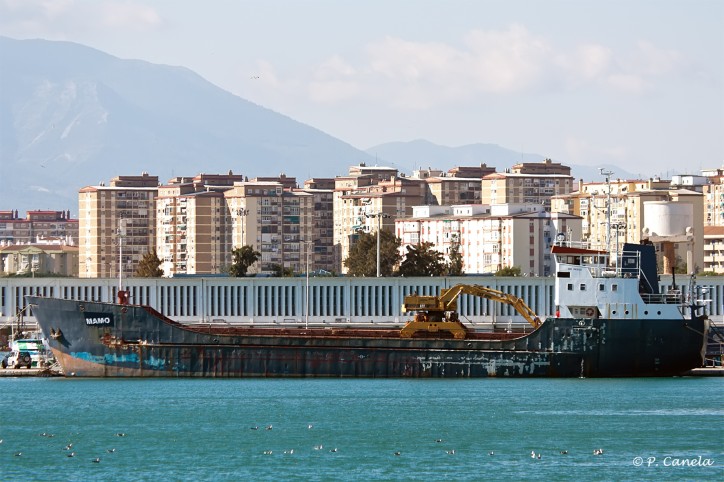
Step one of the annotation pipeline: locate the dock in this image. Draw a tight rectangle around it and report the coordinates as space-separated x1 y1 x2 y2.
687 367 724 377
0 368 62 377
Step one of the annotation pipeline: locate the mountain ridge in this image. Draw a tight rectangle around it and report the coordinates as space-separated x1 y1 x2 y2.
1 37 635 215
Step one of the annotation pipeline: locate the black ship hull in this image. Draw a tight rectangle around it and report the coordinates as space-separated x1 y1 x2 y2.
26 296 708 378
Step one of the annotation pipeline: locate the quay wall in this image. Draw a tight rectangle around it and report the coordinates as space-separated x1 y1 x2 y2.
1 275 720 329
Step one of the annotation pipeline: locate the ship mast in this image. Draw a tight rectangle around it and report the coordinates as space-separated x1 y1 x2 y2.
117 218 127 304
599 168 614 267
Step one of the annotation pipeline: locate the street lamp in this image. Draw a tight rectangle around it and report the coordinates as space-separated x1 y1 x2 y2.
365 212 390 277
235 208 249 246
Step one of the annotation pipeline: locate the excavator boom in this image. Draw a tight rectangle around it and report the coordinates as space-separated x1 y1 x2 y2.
400 284 541 339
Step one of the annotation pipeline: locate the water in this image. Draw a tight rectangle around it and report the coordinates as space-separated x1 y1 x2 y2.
1 378 721 481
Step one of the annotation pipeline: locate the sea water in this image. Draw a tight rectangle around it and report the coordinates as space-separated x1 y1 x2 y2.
0 377 721 481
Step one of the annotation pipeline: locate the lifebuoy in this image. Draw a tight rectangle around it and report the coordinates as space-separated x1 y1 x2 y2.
585 307 595 317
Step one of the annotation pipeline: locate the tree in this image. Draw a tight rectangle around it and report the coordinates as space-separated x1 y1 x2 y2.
398 242 447 277
135 251 164 277
344 230 401 277
446 237 464 276
229 245 261 277
495 266 522 277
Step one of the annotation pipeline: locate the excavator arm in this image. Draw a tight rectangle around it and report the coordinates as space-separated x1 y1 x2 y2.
400 284 541 339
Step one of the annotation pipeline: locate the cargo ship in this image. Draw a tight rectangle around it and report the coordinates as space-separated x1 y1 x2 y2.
26 242 708 377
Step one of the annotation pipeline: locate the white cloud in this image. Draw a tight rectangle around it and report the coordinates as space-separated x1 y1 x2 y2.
308 55 360 103
568 44 613 80
0 0 161 37
628 40 682 76
97 2 161 30
256 24 686 110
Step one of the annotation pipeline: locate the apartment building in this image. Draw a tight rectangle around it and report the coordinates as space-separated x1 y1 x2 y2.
481 159 573 208
700 168 724 227
703 226 724 274
225 180 314 274
78 173 158 279
396 204 582 276
156 173 243 276
551 178 703 273
333 168 426 273
0 242 79 277
157 189 229 276
299 178 335 273
0 210 78 246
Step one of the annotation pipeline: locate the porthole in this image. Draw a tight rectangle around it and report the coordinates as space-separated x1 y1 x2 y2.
644 311 648 315
612 310 617 315
624 310 629 315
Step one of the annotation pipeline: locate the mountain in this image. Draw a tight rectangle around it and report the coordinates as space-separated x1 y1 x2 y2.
0 37 638 216
0 37 374 214
366 139 635 182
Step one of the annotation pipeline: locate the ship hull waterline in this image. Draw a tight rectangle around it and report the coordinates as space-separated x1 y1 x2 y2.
27 296 708 378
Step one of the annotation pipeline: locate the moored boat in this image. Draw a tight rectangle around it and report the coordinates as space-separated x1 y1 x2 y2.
26 241 708 377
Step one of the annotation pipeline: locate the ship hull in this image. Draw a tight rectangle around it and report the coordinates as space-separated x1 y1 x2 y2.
27 296 708 378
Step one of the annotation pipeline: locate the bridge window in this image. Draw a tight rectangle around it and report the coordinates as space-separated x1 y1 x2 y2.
599 284 605 291
580 284 587 291
567 283 573 291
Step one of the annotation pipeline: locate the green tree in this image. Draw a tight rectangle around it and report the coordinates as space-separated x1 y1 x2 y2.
398 242 447 277
135 251 164 277
495 266 522 277
229 245 261 277
446 236 464 276
344 230 401 277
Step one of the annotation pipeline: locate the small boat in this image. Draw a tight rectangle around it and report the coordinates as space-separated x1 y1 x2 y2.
26 241 708 377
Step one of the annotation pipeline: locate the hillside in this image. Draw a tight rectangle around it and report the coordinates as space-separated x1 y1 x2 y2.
0 37 373 213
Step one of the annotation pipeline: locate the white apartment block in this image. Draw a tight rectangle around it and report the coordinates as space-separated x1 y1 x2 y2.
397 204 582 276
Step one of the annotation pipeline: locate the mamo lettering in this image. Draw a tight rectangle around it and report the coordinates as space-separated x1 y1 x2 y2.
83 312 114 326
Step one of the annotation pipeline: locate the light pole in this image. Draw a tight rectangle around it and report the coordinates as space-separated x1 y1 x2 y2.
599 168 614 259
365 212 390 277
235 208 249 246
117 218 126 292
305 241 311 329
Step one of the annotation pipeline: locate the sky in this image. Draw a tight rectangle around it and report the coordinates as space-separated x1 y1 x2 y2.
0 0 722 178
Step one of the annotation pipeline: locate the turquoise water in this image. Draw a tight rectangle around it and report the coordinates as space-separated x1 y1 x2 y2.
1 378 721 481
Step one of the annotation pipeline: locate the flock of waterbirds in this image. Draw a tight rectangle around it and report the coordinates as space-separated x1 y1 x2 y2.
1 432 126 463
1 428 606 461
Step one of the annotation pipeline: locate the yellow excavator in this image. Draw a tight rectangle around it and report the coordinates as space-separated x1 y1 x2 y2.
400 284 541 339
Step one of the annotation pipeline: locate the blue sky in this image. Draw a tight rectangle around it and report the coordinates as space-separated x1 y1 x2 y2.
1 0 722 178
